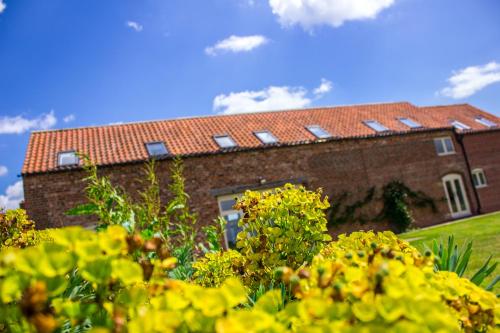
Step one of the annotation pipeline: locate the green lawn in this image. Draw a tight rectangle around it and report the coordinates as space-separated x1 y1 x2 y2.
400 212 500 292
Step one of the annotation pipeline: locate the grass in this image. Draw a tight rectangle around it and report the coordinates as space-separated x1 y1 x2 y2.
400 212 500 293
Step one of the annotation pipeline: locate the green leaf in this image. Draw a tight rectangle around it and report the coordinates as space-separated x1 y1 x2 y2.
111 259 143 285
66 203 99 216
254 290 283 314
81 258 112 285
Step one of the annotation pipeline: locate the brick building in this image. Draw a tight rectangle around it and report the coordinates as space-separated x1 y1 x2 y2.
21 102 500 245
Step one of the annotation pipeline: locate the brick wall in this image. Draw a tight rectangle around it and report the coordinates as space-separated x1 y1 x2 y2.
23 129 481 235
462 130 500 213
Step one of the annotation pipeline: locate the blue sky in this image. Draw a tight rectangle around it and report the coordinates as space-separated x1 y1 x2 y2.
1 0 500 208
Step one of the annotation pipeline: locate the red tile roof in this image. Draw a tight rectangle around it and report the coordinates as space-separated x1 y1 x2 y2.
22 102 499 175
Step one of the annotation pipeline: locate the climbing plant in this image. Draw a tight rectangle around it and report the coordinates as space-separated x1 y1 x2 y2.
377 180 437 232
328 180 437 232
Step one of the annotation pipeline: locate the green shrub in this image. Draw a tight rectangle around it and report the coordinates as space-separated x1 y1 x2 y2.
429 235 499 291
281 231 497 332
1 185 498 333
0 209 39 249
194 184 331 290
1 225 498 333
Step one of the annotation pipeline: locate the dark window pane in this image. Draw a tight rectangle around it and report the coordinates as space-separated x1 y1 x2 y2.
472 173 479 187
444 138 454 153
220 198 237 211
434 139 445 154
224 213 241 248
445 181 458 213
454 179 467 211
479 172 486 185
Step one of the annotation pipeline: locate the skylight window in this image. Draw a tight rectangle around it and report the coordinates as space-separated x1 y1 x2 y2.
146 142 168 157
58 151 78 166
254 130 278 144
475 116 497 128
398 117 422 129
451 120 471 130
214 135 237 149
364 120 389 132
306 125 332 139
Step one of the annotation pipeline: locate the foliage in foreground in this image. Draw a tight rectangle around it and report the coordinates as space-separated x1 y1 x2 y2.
0 209 52 249
428 235 499 292
0 225 498 332
1 176 498 332
194 185 331 290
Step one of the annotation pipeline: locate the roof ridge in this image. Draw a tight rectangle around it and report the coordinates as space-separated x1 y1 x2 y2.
31 101 412 134
419 103 471 109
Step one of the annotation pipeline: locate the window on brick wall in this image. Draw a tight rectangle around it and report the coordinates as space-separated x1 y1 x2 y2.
58 151 78 166
471 169 487 188
217 194 243 248
475 116 497 128
434 137 455 156
214 135 237 149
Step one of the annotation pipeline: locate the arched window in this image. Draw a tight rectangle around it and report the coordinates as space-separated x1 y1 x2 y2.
442 174 471 218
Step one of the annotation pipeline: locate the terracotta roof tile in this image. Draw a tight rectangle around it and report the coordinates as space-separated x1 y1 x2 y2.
22 102 499 175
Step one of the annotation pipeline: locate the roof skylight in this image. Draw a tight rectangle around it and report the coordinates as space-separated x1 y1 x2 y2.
398 117 422 129
146 142 168 157
306 125 332 139
475 116 497 128
364 120 389 132
58 151 78 166
254 130 278 144
451 120 471 130
214 135 237 148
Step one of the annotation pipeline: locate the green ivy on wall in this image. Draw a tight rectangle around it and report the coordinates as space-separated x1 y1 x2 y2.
328 180 438 232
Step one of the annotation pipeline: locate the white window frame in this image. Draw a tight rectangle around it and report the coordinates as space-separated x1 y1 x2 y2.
475 116 497 128
442 173 471 218
363 120 389 132
214 134 237 149
398 117 422 129
306 125 332 139
254 130 278 144
434 137 455 156
451 120 471 130
145 142 168 157
471 169 488 188
57 151 79 166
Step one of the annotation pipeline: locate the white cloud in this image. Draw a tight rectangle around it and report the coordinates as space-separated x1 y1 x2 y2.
269 0 395 30
63 114 76 123
213 78 332 114
0 111 57 134
205 35 268 56
313 78 333 96
126 21 143 32
0 181 24 210
0 0 6 14
0 166 7 177
439 62 500 99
